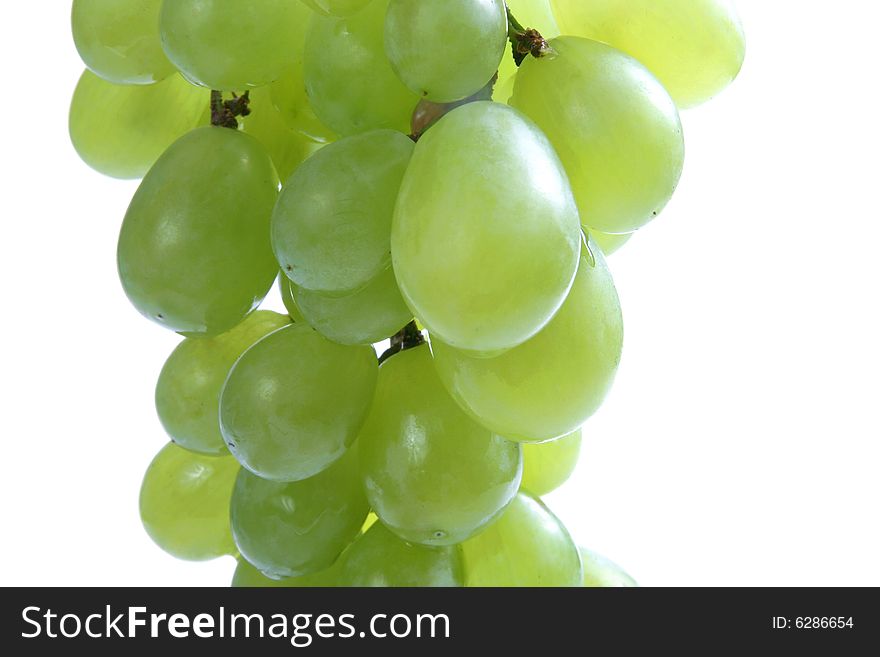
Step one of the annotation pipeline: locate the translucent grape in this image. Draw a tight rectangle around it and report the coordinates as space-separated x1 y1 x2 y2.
359 345 522 546
495 0 560 96
592 229 632 256
69 71 206 179
392 101 581 353
461 492 582 586
291 267 412 346
220 324 377 482
139 443 239 561
273 130 414 295
550 0 746 108
72 0 174 85
160 0 306 90
230 447 369 579
278 274 306 323
232 559 338 587
581 548 638 587
521 429 582 496
155 311 291 456
511 36 684 234
117 127 279 336
271 63 337 144
432 249 623 443
304 0 421 135
384 0 508 103
337 522 465 587
300 0 373 17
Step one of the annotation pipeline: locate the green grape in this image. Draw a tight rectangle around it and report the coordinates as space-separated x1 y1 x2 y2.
300 0 373 17
69 71 206 179
521 429 582 496
220 324 377 482
462 492 582 586
139 443 239 561
72 0 175 85
160 0 307 90
359 345 522 546
511 36 684 234
591 229 632 256
580 548 638 587
230 447 369 579
384 0 507 103
495 0 560 97
550 0 746 108
291 267 412 346
240 87 320 183
155 311 291 456
392 101 581 354
278 274 306 323
232 558 338 587
273 130 413 295
271 63 337 144
337 522 465 587
432 249 623 443
304 0 420 136
117 127 279 336
361 512 379 534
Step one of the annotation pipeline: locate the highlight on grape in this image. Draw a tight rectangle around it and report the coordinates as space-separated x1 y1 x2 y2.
69 0 745 587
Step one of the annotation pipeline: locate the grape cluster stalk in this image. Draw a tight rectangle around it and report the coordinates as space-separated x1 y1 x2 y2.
69 0 745 587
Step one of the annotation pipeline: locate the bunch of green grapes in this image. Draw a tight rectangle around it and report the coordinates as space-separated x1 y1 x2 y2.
69 0 745 587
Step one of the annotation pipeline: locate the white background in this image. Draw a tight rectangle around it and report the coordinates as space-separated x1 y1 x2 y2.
1 1 878 587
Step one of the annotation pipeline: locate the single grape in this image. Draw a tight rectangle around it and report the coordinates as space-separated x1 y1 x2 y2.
72 0 175 85
155 311 291 456
359 344 522 546
304 0 421 136
384 0 507 103
117 127 279 336
300 0 373 17
511 36 685 234
580 548 638 587
521 429 582 496
591 229 633 256
495 0 560 97
291 267 412 346
550 0 746 108
461 492 582 586
69 71 206 179
160 0 307 90
278 274 306 323
271 63 337 144
139 443 239 561
230 447 369 579
432 248 623 443
337 522 465 587
273 130 414 295
392 101 581 354
232 558 338 587
220 324 377 482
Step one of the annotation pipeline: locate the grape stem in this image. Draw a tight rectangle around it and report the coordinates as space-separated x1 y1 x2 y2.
379 321 426 364
506 5 553 66
210 90 251 129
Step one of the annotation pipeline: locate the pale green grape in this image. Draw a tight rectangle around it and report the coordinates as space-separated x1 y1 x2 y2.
580 548 638 587
72 0 175 85
432 249 623 443
550 0 746 108
230 447 369 579
220 324 377 482
240 87 321 183
69 71 206 179
337 522 465 587
271 63 337 143
160 0 307 90
117 127 279 336
304 0 420 135
278 274 306 323
511 36 684 234
359 345 522 546
155 311 291 456
591 229 632 256
521 429 582 496
291 267 412 346
139 443 239 561
392 101 581 354
385 0 507 103
273 130 413 295
462 492 582 586
495 0 560 97
232 559 338 587
300 0 373 17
